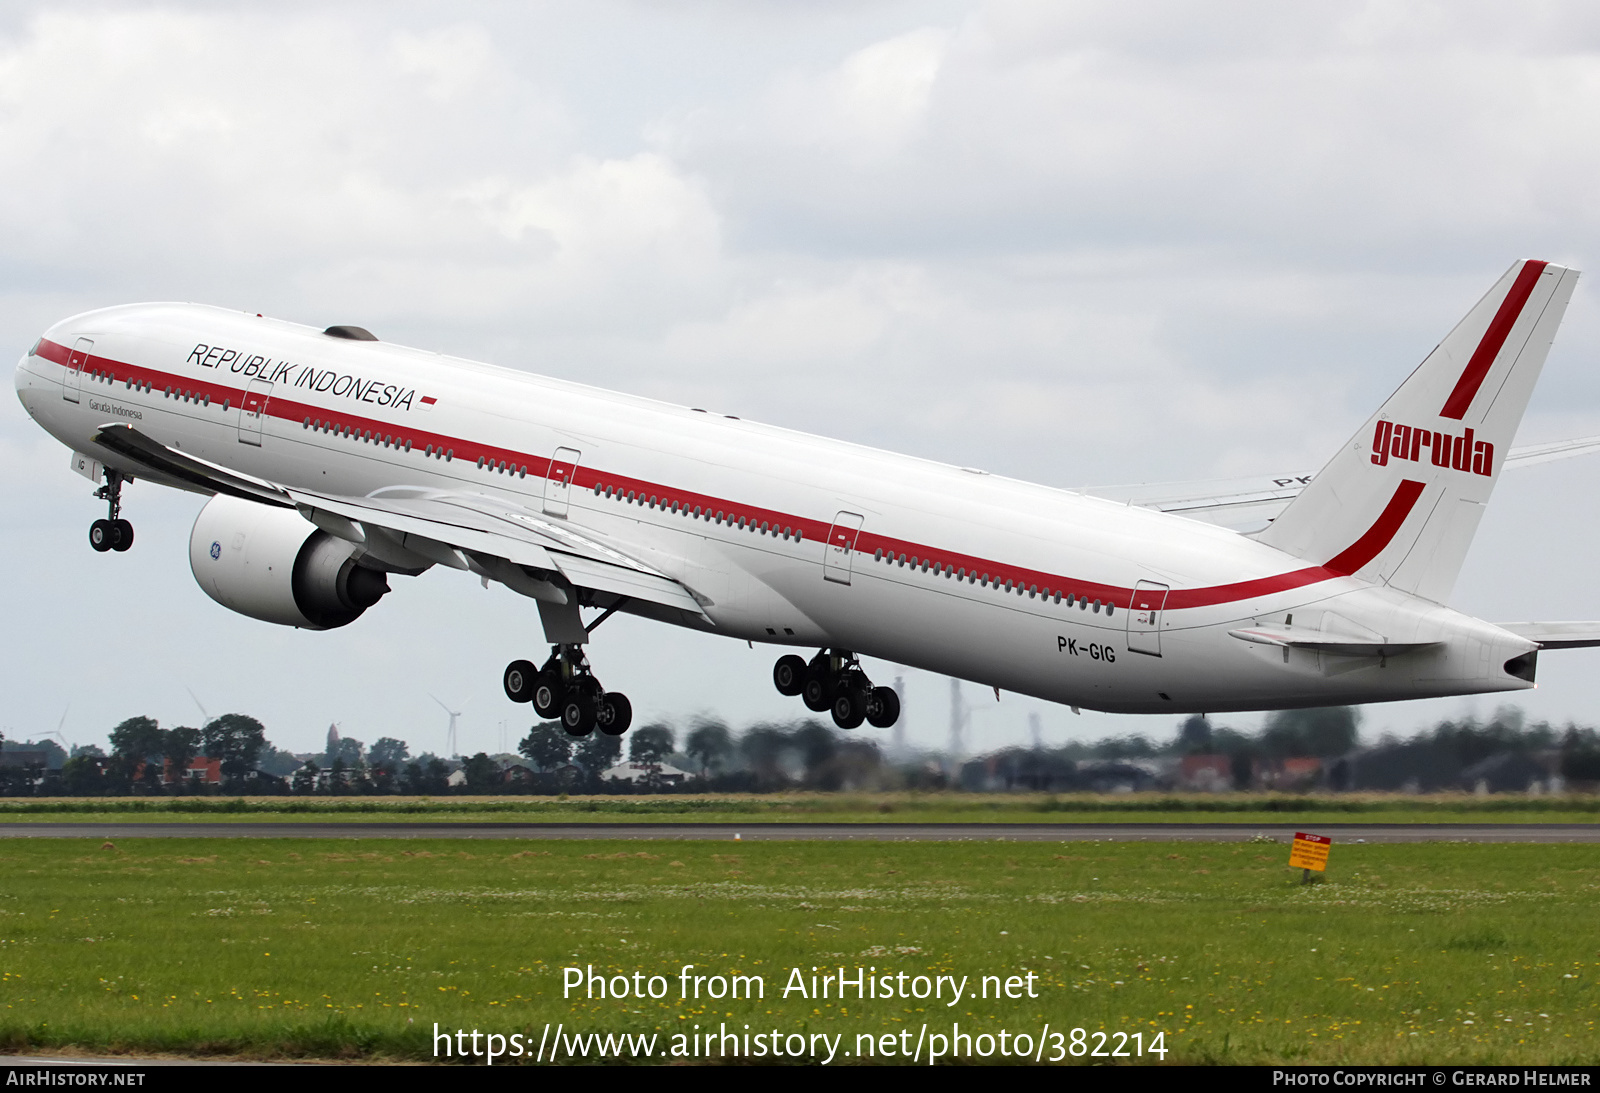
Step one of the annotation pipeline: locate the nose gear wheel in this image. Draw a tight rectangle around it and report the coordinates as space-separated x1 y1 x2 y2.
88 470 134 552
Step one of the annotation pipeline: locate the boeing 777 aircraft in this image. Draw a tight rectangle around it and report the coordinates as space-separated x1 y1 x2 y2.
14 260 1600 738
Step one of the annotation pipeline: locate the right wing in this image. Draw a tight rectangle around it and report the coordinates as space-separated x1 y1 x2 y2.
1081 434 1600 533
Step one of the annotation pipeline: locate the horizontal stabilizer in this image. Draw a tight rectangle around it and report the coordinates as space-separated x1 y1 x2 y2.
1229 625 1440 658
1495 622 1600 650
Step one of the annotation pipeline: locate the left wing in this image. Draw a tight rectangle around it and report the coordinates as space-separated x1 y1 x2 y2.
90 423 707 621
290 486 707 618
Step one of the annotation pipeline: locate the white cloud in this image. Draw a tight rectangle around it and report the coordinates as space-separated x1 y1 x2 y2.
6 1 1600 750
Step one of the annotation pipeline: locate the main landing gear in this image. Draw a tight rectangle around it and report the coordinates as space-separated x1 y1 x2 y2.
773 649 900 731
89 470 133 553
503 645 633 739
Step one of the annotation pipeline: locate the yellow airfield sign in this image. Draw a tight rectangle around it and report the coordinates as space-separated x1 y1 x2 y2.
1289 831 1331 872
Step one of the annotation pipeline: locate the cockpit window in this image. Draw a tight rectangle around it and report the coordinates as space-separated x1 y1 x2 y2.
29 338 41 356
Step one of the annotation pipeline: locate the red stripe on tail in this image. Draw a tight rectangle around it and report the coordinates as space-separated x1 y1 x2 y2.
1439 260 1547 420
1323 479 1426 576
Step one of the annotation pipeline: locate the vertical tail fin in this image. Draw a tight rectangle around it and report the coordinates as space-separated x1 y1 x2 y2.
1256 260 1579 604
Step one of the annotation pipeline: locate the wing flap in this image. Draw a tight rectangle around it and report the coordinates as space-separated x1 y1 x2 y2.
549 552 707 615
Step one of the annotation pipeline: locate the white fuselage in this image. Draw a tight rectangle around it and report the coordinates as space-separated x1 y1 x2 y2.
14 303 1536 713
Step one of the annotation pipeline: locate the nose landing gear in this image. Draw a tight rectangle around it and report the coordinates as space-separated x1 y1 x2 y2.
88 470 133 553
774 649 900 730
504 645 632 738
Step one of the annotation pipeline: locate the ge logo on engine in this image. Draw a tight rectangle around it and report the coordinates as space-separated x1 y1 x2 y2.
209 540 221 560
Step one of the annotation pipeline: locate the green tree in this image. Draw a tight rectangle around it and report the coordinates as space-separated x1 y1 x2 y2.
629 724 675 764
327 736 365 767
792 720 836 780
255 743 304 778
402 754 452 794
573 732 622 778
1177 715 1214 754
739 725 791 786
685 719 733 775
109 716 163 762
162 726 202 786
60 754 105 795
368 737 410 771
1261 707 1361 758
462 752 499 792
292 760 319 795
202 714 267 785
519 723 572 771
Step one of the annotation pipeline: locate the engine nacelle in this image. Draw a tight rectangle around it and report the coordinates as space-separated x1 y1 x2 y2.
189 494 390 630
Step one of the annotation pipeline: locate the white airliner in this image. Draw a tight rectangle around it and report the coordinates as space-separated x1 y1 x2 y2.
14 260 1600 737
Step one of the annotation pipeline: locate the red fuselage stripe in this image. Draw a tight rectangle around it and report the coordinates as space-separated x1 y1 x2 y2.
1438 260 1547 420
43 338 1404 614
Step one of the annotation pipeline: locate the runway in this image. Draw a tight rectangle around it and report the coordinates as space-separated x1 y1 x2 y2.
0 821 1596 842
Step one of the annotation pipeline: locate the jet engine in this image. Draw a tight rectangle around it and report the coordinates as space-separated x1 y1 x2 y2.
189 494 389 629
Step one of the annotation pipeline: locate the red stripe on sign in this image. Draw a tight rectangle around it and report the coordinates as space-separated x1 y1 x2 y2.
420 396 437 405
1294 832 1331 845
1438 260 1547 420
1322 479 1426 576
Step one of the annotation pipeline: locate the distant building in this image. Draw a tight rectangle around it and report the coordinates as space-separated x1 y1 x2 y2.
163 757 222 785
1179 755 1232 791
602 760 690 785
1460 751 1559 794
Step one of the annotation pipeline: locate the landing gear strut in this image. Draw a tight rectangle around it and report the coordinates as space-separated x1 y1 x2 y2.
504 645 632 738
89 470 133 553
774 649 899 731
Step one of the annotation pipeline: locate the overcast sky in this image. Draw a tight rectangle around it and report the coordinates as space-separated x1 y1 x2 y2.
6 1 1600 758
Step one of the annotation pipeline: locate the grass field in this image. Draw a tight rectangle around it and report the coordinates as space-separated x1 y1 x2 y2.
2 791 1599 826
0 837 1595 1064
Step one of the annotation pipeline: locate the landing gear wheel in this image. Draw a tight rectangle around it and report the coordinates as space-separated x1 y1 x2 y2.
802 674 832 712
503 659 537 703
773 655 807 697
89 519 113 553
596 692 632 736
532 673 562 719
866 686 900 729
111 519 134 551
831 689 867 730
560 692 596 737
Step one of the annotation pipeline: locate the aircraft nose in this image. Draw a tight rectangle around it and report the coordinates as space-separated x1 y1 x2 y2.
15 338 43 414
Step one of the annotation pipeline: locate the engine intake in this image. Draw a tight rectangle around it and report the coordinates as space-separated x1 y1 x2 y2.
189 494 389 630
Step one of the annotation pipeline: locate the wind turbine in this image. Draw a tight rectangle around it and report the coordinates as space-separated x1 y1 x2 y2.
430 694 467 758
186 687 211 725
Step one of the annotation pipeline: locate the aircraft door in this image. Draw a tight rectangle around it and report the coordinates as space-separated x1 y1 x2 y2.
823 511 865 585
238 379 273 446
1127 580 1169 657
63 337 91 403
543 446 581 517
